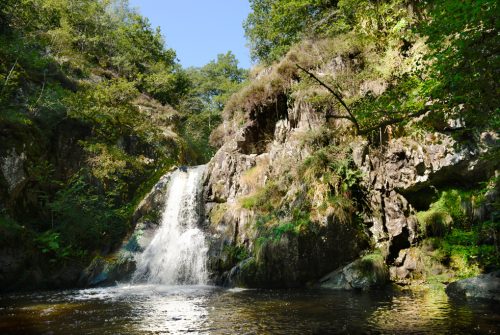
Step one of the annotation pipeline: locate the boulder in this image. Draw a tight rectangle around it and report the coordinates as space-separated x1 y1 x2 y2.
319 253 389 290
446 271 500 301
222 219 368 288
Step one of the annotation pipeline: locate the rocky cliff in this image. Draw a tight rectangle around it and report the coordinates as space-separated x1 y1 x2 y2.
201 41 499 288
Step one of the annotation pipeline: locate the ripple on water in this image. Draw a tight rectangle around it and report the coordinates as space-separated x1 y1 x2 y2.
0 285 499 335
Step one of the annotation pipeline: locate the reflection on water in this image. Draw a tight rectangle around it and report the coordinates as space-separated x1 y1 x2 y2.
368 289 467 333
0 284 499 334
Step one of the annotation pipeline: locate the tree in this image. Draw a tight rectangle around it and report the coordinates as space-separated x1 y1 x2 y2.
180 52 248 162
419 0 499 129
244 0 415 64
188 51 248 112
244 0 339 63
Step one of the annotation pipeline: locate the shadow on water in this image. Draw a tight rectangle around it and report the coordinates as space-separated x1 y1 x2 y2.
0 285 499 334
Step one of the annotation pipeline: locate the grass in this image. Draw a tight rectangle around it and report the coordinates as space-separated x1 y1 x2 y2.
416 189 470 237
240 157 269 193
239 181 284 212
209 203 229 226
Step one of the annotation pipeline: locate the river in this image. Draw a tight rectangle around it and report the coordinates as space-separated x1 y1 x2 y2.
1 284 499 334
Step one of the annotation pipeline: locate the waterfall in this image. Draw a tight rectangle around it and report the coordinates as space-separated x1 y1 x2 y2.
132 165 208 285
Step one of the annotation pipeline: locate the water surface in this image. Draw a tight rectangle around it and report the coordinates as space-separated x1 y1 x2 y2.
0 285 499 334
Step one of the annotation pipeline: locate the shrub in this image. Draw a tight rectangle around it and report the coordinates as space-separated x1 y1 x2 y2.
416 189 469 237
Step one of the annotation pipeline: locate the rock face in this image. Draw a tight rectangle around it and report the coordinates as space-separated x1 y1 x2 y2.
202 54 498 288
319 253 389 290
0 149 26 193
355 132 498 264
224 223 367 288
0 245 84 293
446 271 500 301
203 82 371 287
79 172 172 287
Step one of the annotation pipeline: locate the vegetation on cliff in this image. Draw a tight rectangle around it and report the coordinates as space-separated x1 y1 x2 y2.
0 0 246 281
209 0 499 287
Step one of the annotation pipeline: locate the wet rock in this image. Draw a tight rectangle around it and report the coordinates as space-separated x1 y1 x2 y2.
0 247 28 291
223 218 368 288
389 248 423 281
446 271 500 301
319 253 389 290
133 173 172 222
79 255 136 287
0 149 26 193
80 171 173 287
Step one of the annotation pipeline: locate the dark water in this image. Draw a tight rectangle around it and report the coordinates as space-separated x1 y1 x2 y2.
0 284 499 334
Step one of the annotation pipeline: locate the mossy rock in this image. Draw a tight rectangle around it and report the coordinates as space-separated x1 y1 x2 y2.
222 217 369 288
320 252 390 290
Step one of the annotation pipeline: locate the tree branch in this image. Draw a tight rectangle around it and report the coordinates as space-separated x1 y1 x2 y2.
358 109 429 135
2 58 19 93
296 64 360 134
295 64 430 137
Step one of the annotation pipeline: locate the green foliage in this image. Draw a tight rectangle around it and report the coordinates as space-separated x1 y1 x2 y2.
243 0 498 138
0 0 254 272
185 52 248 112
255 209 313 245
0 214 26 245
353 75 429 132
180 52 248 162
299 144 361 223
222 244 250 270
244 0 413 63
416 189 469 237
244 0 339 63
68 79 140 140
34 231 68 259
440 229 492 279
419 0 499 129
417 184 500 278
239 181 285 212
49 174 129 252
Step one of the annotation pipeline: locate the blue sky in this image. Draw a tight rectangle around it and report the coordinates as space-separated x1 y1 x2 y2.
128 0 252 69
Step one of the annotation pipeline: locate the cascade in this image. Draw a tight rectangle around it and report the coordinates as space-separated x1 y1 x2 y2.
132 165 208 285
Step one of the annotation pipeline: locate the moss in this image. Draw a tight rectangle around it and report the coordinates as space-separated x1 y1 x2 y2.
0 215 28 246
357 252 388 282
416 210 452 237
239 181 284 212
413 182 499 280
417 225 498 283
218 244 250 273
209 203 228 226
416 189 471 237
254 209 313 244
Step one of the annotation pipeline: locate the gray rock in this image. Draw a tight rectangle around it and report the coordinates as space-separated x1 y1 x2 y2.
0 149 26 192
133 173 171 222
446 271 500 301
219 218 368 288
320 253 389 290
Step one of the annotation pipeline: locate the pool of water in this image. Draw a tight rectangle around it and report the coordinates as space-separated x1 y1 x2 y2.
0 284 498 334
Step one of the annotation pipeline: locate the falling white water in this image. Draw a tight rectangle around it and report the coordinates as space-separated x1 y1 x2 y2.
132 165 208 285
